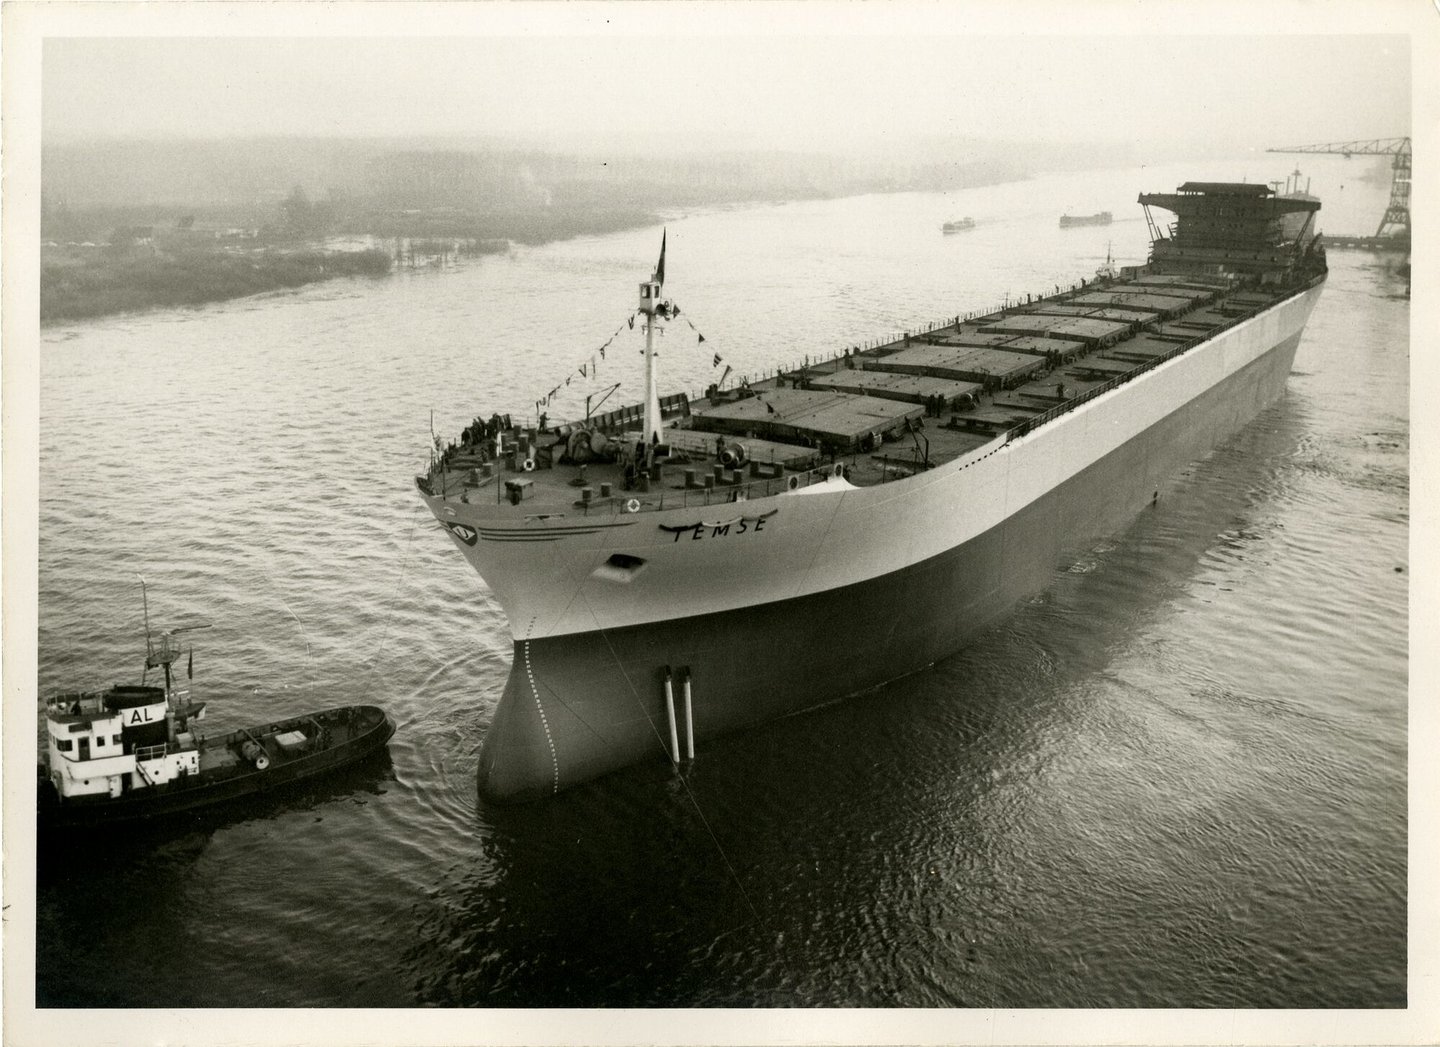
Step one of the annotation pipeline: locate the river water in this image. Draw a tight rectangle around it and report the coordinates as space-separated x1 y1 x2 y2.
31 159 1408 1010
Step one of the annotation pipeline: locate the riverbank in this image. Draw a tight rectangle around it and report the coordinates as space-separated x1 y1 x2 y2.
39 206 669 324
41 241 394 324
350 204 660 243
40 137 1042 324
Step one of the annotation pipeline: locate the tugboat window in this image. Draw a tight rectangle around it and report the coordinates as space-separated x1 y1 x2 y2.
57 739 73 752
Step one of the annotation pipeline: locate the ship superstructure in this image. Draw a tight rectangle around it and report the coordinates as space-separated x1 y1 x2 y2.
42 614 212 804
418 181 1326 801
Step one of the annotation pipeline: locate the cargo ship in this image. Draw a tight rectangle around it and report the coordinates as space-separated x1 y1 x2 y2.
1060 211 1113 228
417 180 1326 802
37 591 396 830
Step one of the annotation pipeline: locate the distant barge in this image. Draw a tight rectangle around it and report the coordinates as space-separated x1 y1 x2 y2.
418 180 1326 802
1059 211 1113 228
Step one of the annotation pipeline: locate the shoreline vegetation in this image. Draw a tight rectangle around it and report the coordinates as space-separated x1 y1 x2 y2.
40 139 1044 324
39 207 666 324
42 242 396 324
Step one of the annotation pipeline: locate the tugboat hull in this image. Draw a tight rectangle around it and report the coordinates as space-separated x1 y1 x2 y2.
38 705 396 830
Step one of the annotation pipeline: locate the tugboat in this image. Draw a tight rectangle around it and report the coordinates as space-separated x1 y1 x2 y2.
942 217 976 233
37 584 396 830
1094 242 1118 281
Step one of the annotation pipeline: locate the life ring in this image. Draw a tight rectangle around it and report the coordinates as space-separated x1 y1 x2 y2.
625 498 642 513
832 463 845 478
786 475 800 491
522 458 536 472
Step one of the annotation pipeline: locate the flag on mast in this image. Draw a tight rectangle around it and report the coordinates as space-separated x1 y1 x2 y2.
654 229 666 287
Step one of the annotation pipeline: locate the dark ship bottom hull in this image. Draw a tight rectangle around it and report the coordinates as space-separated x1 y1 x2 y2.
479 331 1303 802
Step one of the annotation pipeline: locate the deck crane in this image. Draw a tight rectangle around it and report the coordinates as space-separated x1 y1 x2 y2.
1267 137 1411 241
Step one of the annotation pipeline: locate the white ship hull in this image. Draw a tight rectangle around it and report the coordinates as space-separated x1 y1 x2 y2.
421 282 1323 800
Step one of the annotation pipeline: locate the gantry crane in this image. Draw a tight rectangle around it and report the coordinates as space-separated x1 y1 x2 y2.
1268 137 1411 241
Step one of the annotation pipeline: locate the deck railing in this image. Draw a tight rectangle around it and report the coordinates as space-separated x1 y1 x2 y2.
1003 272 1325 441
563 461 860 515
426 272 1319 515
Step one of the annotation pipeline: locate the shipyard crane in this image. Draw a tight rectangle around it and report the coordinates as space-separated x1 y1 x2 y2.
1268 137 1411 241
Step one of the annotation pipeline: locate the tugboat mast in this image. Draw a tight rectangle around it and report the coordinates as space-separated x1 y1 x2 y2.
138 574 209 707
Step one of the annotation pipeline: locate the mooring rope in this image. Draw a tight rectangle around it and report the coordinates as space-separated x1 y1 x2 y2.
580 599 760 924
356 512 425 699
261 567 314 694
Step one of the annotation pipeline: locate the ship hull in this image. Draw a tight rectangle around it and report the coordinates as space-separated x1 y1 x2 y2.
474 292 1318 800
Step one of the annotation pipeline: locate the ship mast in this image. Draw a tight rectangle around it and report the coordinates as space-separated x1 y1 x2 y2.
639 230 667 445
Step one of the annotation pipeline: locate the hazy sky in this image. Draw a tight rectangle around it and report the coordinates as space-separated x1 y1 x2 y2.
42 26 1411 156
